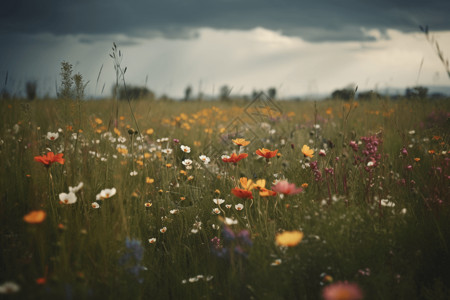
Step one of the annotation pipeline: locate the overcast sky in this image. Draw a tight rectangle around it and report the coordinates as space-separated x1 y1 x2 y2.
1 0 449 98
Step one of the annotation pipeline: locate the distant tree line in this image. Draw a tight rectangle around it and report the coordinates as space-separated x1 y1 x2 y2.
329 85 447 100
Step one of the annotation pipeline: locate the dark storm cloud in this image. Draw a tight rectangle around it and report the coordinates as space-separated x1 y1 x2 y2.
1 0 449 42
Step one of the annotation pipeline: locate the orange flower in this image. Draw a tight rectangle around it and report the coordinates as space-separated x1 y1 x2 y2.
34 152 65 166
23 210 46 224
256 148 278 159
259 188 277 197
252 179 276 197
322 281 363 300
222 153 248 163
232 138 250 147
301 145 314 158
231 187 253 199
275 230 304 247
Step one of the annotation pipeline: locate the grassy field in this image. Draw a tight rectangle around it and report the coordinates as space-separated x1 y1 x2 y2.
0 96 449 299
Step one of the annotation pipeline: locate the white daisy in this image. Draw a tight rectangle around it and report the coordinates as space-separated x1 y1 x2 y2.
180 145 191 153
59 192 77 204
199 155 211 164
46 132 59 141
212 198 225 205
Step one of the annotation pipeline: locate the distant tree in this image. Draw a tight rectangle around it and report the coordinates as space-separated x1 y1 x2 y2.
73 73 88 100
117 85 154 100
268 87 277 99
252 89 262 100
358 90 382 101
184 85 192 101
59 61 74 99
331 88 355 101
26 81 37 101
405 86 428 99
219 85 231 101
57 61 88 100
1 89 10 100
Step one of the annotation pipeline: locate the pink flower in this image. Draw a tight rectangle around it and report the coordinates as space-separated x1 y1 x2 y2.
271 180 303 195
322 281 363 300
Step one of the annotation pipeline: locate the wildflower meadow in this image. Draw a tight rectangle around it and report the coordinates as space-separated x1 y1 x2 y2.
1 81 449 299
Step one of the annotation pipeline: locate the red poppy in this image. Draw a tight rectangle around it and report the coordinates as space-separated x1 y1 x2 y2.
231 187 253 199
34 152 65 166
222 153 248 163
255 148 278 159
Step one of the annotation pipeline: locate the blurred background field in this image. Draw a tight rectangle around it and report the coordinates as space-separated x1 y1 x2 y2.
0 93 449 299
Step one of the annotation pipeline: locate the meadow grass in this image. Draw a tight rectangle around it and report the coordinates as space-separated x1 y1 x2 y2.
0 96 449 299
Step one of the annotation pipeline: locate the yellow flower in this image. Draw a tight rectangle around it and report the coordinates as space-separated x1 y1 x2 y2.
232 138 250 147
146 128 154 135
276 231 304 247
301 145 314 158
146 177 154 184
113 128 121 136
301 183 309 188
239 177 255 191
253 179 266 190
94 118 103 125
